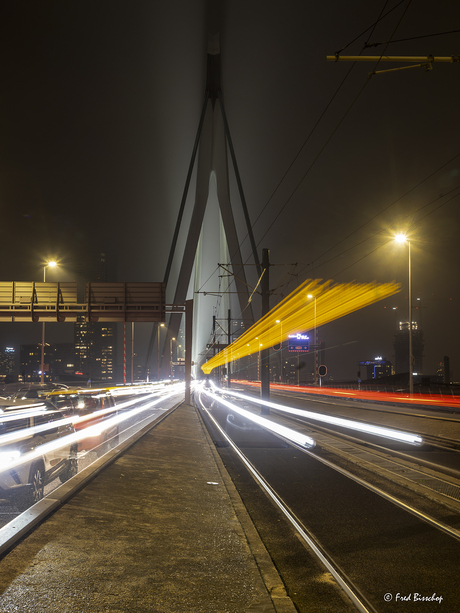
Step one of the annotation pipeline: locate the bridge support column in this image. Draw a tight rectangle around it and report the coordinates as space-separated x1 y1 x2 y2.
185 299 193 405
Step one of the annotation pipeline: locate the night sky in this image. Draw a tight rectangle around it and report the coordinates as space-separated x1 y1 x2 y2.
1 1 459 381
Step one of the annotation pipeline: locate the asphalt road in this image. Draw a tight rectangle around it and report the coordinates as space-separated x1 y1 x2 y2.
200 394 460 612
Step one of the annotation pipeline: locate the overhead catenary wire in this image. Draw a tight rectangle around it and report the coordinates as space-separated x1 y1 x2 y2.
253 1 413 253
317 189 460 282
218 2 413 319
201 0 456 349
197 2 398 312
294 180 460 280
365 29 460 48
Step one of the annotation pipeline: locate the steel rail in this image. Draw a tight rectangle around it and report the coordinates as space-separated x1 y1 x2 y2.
274 389 460 423
278 411 460 482
260 389 460 450
196 390 378 613
206 389 460 543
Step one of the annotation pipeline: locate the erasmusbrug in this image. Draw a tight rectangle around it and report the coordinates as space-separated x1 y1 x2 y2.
149 32 401 380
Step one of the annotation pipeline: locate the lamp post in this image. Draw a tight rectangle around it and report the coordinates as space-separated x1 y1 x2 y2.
258 342 263 382
157 323 164 381
40 261 57 384
307 294 318 385
395 234 413 394
170 337 176 381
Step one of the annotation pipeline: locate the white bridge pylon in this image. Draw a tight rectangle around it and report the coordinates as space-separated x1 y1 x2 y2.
152 35 261 378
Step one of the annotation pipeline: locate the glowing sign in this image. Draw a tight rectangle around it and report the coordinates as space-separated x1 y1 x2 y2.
288 333 309 353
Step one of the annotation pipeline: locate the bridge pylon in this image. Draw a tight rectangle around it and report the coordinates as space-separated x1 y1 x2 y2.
148 34 261 380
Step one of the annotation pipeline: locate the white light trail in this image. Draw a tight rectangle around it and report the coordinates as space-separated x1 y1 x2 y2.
216 388 423 445
200 386 315 449
0 386 183 474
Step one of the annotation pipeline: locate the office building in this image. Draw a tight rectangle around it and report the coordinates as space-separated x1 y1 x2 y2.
74 320 117 383
0 347 17 383
393 321 424 375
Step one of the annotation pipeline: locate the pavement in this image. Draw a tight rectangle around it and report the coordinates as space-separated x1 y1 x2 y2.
0 403 297 613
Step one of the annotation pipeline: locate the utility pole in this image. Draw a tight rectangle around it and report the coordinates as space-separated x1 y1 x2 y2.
227 309 232 388
261 249 270 408
185 300 193 405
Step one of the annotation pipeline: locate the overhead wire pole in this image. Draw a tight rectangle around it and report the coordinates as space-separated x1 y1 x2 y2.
260 248 270 409
227 309 231 388
185 300 193 405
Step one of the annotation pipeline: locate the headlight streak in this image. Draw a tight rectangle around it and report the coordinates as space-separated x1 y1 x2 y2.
213 387 423 446
0 397 156 448
200 386 315 449
110 382 182 397
195 388 372 613
0 450 21 468
0 387 182 474
0 404 51 421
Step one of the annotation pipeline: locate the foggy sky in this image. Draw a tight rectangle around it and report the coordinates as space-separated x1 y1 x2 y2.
1 1 459 380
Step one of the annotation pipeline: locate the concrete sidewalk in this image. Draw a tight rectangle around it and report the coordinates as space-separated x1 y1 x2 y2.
0 404 296 613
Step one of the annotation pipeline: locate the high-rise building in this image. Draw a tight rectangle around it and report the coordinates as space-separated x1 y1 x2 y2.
393 321 424 375
73 251 117 383
20 344 53 382
52 343 76 378
0 347 17 383
74 320 117 383
359 357 393 380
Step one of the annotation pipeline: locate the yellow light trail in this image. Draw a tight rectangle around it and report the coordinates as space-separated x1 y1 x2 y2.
201 279 400 375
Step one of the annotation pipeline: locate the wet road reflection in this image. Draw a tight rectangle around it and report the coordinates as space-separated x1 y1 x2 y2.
198 388 290 449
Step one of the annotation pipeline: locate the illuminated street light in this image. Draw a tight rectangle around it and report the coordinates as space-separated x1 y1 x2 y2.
40 261 58 384
307 294 318 385
395 234 413 395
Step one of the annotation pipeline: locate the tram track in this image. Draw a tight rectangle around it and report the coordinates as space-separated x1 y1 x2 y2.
219 384 460 509
199 386 460 536
268 389 460 451
197 390 374 613
196 384 460 611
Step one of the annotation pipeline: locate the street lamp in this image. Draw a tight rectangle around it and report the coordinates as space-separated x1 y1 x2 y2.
307 294 318 385
40 261 57 384
170 337 176 381
157 323 165 381
395 234 413 394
